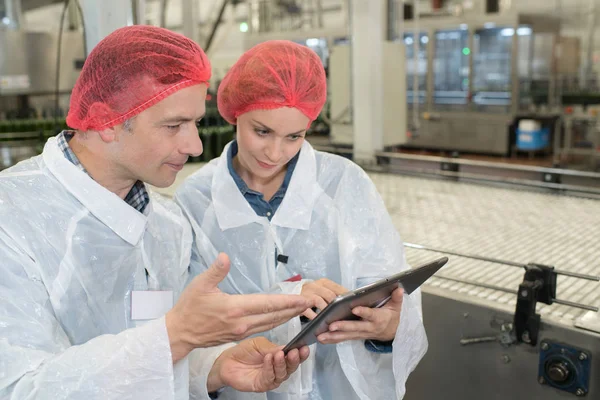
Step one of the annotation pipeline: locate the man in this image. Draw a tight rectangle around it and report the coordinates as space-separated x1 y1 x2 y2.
0 25 312 400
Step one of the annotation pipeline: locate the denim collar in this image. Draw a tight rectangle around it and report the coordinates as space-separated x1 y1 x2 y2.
226 140 299 199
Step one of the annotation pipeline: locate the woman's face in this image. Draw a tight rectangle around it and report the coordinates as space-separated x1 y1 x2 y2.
235 107 310 180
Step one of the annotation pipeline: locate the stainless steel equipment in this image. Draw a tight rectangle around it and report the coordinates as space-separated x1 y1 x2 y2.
401 14 561 155
0 30 84 96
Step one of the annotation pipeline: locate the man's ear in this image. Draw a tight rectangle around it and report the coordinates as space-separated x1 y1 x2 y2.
98 125 117 143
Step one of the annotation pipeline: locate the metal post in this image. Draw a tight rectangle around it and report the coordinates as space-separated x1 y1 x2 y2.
511 23 519 114
316 0 324 29
181 0 199 42
426 28 434 112
468 26 475 111
580 0 598 88
412 0 420 131
351 0 385 164
2 0 22 30
68 0 80 30
132 0 146 25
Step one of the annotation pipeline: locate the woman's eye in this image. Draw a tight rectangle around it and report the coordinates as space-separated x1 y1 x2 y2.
195 120 202 128
167 125 180 130
289 135 302 141
255 129 269 136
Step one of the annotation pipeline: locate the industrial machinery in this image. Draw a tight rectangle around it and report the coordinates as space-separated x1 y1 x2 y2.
0 0 85 169
401 13 562 156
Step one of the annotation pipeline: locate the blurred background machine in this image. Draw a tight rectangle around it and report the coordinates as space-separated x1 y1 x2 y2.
401 14 561 156
0 0 84 168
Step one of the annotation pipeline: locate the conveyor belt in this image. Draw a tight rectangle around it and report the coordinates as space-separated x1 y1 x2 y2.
156 164 600 325
369 172 600 324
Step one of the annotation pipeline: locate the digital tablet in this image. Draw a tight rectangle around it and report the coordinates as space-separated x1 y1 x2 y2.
282 256 448 353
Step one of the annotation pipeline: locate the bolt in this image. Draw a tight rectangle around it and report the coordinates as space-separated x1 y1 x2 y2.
538 376 545 384
501 354 511 364
541 342 549 351
463 312 469 318
521 289 529 297
579 352 588 361
576 388 585 396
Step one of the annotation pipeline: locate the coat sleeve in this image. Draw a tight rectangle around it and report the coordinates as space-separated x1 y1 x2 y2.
0 233 178 400
333 163 428 400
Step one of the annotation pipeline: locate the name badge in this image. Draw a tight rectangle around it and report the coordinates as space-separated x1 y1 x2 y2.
131 290 174 320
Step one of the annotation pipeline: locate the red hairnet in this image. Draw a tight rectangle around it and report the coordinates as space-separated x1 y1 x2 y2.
67 25 211 131
217 40 326 125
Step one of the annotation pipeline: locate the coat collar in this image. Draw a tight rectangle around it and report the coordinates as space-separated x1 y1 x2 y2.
43 136 148 245
212 140 321 231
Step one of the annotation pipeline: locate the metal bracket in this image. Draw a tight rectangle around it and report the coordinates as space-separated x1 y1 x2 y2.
542 172 562 184
514 263 557 346
441 161 460 173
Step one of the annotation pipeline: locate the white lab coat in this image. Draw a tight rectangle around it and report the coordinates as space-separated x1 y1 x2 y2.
175 141 428 400
0 137 229 400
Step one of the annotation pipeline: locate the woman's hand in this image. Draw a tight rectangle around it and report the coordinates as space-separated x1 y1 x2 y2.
316 288 404 344
300 279 348 320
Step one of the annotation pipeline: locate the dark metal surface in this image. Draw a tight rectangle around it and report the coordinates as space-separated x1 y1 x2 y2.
405 288 600 400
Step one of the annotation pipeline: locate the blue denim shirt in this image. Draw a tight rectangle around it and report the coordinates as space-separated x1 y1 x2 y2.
227 140 298 221
226 141 392 354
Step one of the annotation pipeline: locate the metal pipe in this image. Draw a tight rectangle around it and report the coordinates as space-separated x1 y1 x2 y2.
405 242 600 282
160 0 168 28
205 0 229 53
347 0 353 123
132 0 146 25
316 0 324 29
2 0 22 29
376 150 600 178
580 0 597 88
434 274 599 312
412 0 420 132
308 145 600 196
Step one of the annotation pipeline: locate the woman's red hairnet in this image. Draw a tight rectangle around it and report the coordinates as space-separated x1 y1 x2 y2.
217 40 327 125
66 25 211 131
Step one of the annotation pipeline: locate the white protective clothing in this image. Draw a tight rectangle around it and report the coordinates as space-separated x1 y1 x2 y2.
175 141 428 400
0 137 229 400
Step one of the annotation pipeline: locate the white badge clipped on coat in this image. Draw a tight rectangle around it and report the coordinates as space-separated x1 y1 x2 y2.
131 290 174 320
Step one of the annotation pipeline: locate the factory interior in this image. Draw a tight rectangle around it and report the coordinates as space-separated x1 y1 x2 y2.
0 0 599 399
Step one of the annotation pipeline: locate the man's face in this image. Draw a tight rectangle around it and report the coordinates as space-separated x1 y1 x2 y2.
110 84 207 188
235 107 309 181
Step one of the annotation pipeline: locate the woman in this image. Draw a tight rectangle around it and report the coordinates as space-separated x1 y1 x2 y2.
175 40 427 400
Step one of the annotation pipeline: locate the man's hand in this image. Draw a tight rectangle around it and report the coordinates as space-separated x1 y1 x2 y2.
166 253 313 362
300 279 347 320
207 337 310 393
317 288 404 344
